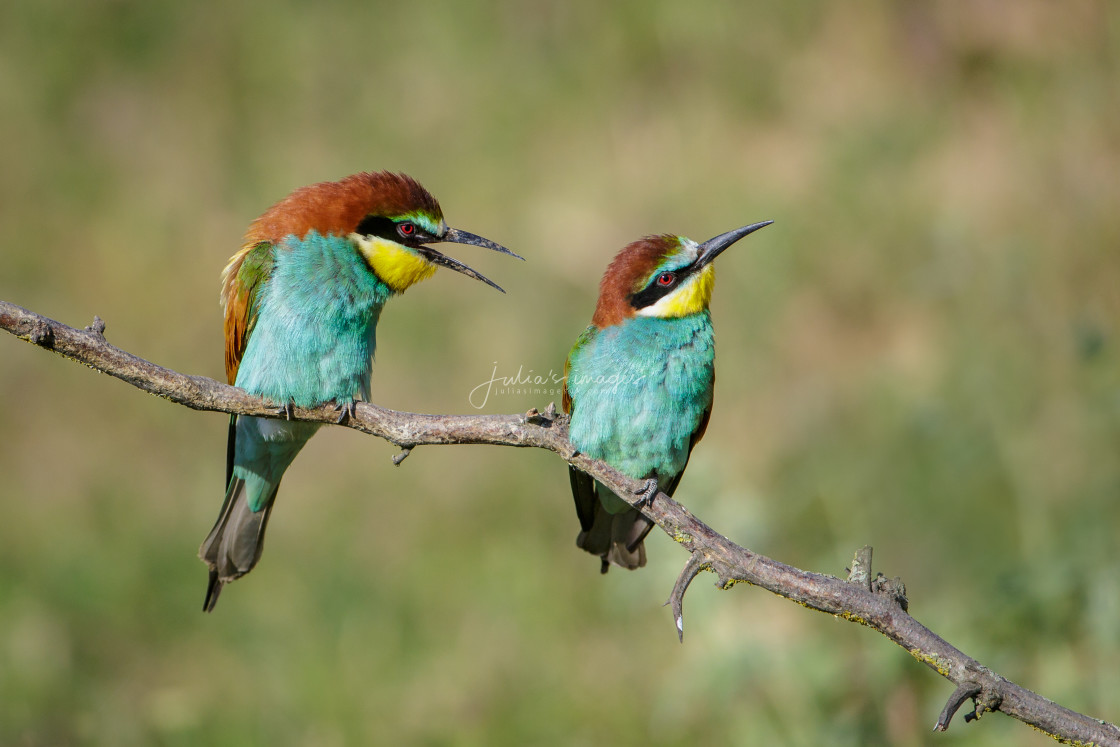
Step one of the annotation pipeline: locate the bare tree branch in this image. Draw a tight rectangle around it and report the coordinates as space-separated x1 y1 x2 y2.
2 298 1117 746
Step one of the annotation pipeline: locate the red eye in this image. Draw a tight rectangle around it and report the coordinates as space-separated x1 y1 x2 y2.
657 272 675 287
397 222 416 237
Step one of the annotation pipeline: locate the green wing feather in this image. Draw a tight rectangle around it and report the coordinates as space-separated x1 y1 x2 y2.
220 241 275 488
222 241 275 385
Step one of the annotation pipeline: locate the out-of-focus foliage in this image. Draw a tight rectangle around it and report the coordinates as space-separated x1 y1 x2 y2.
1 1 1117 744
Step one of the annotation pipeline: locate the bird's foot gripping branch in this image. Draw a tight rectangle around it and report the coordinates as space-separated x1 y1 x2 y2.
2 298 1118 747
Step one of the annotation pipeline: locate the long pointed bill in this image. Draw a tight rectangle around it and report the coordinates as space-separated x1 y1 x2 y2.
417 246 506 293
441 227 525 261
694 220 774 270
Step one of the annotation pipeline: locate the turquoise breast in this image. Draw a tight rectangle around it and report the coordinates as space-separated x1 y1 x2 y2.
235 231 393 407
567 312 714 481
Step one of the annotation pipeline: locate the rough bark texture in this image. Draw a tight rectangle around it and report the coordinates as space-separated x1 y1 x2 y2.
2 298 1117 746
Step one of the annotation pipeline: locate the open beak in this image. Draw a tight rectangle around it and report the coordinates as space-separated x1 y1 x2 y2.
418 227 523 294
442 227 524 261
694 220 773 271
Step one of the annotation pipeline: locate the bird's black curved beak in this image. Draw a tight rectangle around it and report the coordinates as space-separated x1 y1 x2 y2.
441 227 524 261
694 220 773 270
417 246 507 293
419 227 523 294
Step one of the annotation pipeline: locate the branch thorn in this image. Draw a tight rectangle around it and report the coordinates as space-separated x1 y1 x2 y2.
934 682 982 731
392 447 412 466
872 573 909 611
27 318 53 346
85 315 106 338
847 545 873 590
523 402 561 427
665 550 708 643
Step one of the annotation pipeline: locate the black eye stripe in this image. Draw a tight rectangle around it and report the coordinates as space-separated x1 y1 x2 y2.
355 216 433 245
355 215 399 240
628 269 687 310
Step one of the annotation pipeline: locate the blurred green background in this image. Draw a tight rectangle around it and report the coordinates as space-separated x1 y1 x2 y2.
1 1 1118 744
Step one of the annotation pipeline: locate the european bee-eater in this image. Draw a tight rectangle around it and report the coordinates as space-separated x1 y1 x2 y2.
200 171 519 611
563 222 772 571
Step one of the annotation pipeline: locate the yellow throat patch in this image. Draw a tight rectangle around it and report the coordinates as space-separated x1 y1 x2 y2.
353 234 437 293
638 264 716 318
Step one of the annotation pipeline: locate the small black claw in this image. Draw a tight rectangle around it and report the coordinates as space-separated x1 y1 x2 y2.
275 401 295 421
333 400 357 425
634 478 659 508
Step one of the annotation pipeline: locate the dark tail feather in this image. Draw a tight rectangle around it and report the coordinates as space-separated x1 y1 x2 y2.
570 465 655 571
626 513 656 553
198 476 278 612
576 502 653 572
225 414 237 490
569 465 597 532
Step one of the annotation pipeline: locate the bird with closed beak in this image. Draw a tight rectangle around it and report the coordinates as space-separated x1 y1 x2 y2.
564 221 772 571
